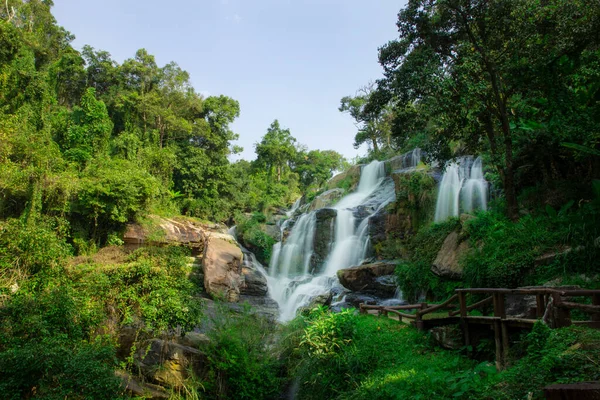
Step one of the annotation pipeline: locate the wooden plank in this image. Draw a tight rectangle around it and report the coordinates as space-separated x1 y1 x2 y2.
573 321 600 329
536 294 545 318
417 294 459 317
544 382 600 400
493 293 506 319
494 319 503 370
449 296 492 317
552 293 572 328
504 318 538 328
558 301 600 314
386 309 418 320
466 316 501 325
593 295 600 322
501 321 509 368
456 288 600 296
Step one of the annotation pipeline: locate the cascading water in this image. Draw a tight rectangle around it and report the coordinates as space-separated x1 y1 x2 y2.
434 156 488 222
269 160 394 321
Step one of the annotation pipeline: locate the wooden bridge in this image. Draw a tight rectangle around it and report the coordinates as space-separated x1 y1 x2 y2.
360 287 600 370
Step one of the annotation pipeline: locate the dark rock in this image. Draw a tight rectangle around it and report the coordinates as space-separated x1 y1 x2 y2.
330 302 357 313
240 265 268 296
311 208 337 273
430 325 463 350
237 295 280 320
344 293 380 308
337 261 398 297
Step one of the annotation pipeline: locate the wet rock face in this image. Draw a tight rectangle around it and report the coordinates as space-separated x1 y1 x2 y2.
311 208 337 273
431 231 470 279
308 188 345 211
337 261 398 298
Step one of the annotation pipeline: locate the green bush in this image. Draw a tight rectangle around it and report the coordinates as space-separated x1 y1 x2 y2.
489 323 600 399
282 308 498 400
395 218 461 301
235 213 277 264
202 309 281 400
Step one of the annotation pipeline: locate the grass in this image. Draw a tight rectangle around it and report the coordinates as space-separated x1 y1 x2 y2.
282 307 600 400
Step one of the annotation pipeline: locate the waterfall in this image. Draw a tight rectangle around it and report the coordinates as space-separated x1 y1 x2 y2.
434 156 488 222
269 160 393 321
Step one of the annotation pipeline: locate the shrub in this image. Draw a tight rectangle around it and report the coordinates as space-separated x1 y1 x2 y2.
395 218 460 301
202 309 281 400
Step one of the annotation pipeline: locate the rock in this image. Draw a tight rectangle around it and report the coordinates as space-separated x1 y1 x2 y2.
534 247 573 267
311 208 337 273
430 326 463 350
307 291 333 308
330 302 355 313
241 265 268 296
238 295 280 320
176 332 210 348
135 339 208 389
505 285 582 319
308 188 345 211
431 231 470 279
344 293 380 308
326 165 361 192
116 370 170 399
123 216 230 254
263 224 281 241
202 237 243 302
337 261 398 297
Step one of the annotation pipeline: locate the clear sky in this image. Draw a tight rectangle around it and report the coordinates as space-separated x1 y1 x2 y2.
52 0 405 161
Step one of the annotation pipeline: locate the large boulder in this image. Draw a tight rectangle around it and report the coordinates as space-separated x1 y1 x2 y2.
308 188 345 211
337 261 398 297
123 216 229 253
202 237 243 302
135 339 208 389
431 231 470 279
311 208 337 273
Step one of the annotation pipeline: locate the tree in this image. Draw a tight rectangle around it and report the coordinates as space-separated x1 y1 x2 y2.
254 120 297 182
295 149 347 190
339 82 393 153
375 0 600 220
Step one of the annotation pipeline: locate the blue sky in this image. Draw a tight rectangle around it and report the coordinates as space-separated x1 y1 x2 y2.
52 0 405 161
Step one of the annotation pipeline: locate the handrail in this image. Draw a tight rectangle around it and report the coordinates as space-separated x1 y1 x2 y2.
456 288 600 296
386 309 418 320
449 296 493 317
417 294 459 317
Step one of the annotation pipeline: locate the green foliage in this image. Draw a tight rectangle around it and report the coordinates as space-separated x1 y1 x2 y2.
395 218 461 302
489 324 600 399
299 306 356 358
462 201 600 288
0 217 71 287
282 310 498 400
69 246 203 333
202 310 281 400
392 170 436 227
235 213 277 265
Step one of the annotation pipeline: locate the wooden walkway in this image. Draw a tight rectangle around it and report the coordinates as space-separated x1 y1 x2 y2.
360 288 600 370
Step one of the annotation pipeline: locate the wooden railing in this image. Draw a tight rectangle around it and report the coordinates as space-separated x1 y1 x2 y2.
360 287 600 369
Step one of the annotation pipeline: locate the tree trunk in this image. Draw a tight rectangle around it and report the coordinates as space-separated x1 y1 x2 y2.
372 136 379 153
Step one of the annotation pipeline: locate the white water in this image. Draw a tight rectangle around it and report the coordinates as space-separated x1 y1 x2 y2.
269 160 392 321
434 156 488 222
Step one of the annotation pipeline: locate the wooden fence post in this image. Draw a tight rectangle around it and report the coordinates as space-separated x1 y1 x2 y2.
458 292 470 352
